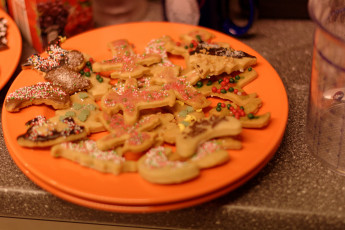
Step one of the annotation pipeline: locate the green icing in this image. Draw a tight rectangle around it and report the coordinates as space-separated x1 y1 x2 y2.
65 111 76 117
86 104 96 111
73 103 83 110
78 92 89 99
178 110 188 118
179 106 195 117
78 109 90 122
181 121 190 127
186 106 194 113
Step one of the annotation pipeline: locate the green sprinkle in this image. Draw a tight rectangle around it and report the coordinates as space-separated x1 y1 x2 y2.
218 79 223 84
248 113 255 119
84 72 91 77
184 45 188 49
240 106 244 110
229 78 235 83
228 87 234 92
196 81 203 88
189 43 194 48
86 61 91 66
216 107 222 112
217 102 222 107
235 75 240 80
227 104 231 109
196 35 202 42
96 74 103 83
221 89 226 94
78 92 89 99
248 67 252 71
79 70 84 75
207 80 213 86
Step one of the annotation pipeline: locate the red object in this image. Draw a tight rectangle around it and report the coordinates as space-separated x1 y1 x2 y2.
7 0 93 52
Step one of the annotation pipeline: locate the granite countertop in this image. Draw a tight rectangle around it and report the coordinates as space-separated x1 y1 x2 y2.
1 19 345 230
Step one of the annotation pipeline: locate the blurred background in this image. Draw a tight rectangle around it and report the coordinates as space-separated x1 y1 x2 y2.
0 0 310 52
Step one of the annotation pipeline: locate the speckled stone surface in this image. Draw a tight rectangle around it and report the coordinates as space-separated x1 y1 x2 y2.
2 19 345 230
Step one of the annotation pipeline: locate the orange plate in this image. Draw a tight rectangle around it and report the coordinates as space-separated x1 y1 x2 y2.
2 22 288 206
10 140 275 213
0 8 22 90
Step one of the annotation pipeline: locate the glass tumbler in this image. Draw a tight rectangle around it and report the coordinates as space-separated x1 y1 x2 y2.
306 0 345 174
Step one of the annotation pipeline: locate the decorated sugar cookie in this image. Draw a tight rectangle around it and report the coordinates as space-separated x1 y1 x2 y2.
5 82 71 112
150 66 210 109
176 116 242 158
17 115 87 148
138 146 200 184
51 139 137 175
187 42 257 81
190 141 230 169
97 112 161 152
22 37 91 94
101 78 176 125
92 39 161 79
55 92 105 134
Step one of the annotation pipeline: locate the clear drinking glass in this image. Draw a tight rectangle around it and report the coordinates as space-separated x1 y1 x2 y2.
306 0 345 174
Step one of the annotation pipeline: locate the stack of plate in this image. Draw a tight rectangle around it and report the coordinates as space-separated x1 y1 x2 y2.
2 22 288 213
0 8 22 91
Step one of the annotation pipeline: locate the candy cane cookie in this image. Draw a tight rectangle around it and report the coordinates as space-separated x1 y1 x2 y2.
138 146 200 184
189 141 230 169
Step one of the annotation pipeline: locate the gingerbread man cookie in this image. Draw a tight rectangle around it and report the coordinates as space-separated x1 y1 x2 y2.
101 78 176 125
150 66 210 109
97 112 161 151
92 39 161 79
